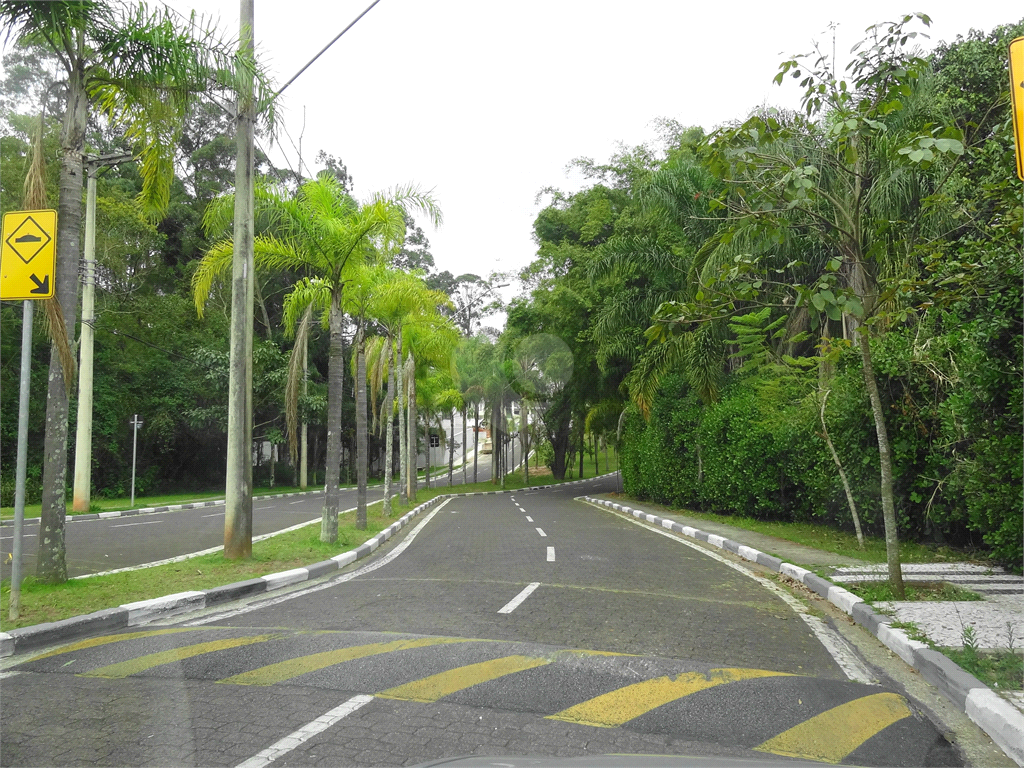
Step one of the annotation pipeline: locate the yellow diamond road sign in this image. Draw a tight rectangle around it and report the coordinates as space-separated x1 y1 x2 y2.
1011 37 1024 182
1 209 56 300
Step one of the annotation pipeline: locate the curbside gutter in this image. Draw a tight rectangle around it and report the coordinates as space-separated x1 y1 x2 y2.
0 473 618 661
579 495 1024 767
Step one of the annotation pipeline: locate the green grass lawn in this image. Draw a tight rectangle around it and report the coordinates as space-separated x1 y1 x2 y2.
0 461 617 630
607 499 996 568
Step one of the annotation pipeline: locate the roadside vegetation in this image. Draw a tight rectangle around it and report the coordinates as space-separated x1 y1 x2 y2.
1 7 1019 593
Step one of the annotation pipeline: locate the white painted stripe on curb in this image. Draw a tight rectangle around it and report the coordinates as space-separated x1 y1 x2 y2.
780 563 812 582
498 582 541 614
536 528 547 537
123 591 206 625
877 624 928 667
827 586 864 615
262 568 309 590
681 526 698 537
738 545 760 562
98 511 121 519
547 547 555 562
235 694 374 768
706 534 726 548
965 688 1024 767
661 519 674 530
332 551 357 567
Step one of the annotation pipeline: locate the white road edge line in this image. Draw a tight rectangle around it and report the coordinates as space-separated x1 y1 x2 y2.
234 694 374 768
183 499 451 626
498 582 540 614
72 501 382 582
547 546 555 562
110 520 163 528
536 527 547 537
578 498 875 685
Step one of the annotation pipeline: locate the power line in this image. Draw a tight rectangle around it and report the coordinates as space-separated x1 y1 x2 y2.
274 0 383 98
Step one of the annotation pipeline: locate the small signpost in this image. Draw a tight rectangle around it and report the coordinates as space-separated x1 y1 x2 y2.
2 209 57 621
1011 37 1023 182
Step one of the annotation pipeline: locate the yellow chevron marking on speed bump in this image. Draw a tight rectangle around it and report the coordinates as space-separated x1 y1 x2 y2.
754 692 912 764
27 628 201 662
377 655 550 703
218 637 471 686
548 667 791 727
81 634 285 679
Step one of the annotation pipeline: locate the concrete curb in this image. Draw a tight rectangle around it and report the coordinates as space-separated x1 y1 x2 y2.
0 473 618 660
0 488 328 528
580 495 1024 767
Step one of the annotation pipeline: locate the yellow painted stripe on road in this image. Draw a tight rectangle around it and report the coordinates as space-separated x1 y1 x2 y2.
218 637 468 687
378 655 550 703
549 667 791 727
754 692 912 764
26 629 200 662
81 634 284 679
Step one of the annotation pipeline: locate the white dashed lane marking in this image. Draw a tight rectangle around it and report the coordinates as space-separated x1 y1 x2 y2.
526 516 534 522
547 546 555 562
536 528 547 537
497 582 541 614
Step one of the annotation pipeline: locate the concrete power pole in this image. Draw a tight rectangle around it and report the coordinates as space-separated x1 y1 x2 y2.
224 0 256 558
72 153 132 513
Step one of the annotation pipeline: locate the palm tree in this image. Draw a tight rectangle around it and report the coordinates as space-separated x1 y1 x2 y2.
194 174 440 543
0 0 266 582
364 270 451 514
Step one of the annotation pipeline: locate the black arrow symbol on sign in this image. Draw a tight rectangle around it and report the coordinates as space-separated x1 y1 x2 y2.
29 274 49 294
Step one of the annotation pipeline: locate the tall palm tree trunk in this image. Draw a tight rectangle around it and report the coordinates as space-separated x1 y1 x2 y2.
356 325 368 530
321 295 344 543
448 408 455 486
462 405 468 485
37 49 88 583
396 331 407 506
473 403 479 484
383 345 396 516
408 356 417 503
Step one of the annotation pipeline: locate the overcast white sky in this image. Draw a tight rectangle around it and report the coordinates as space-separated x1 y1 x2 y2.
169 1 1018 285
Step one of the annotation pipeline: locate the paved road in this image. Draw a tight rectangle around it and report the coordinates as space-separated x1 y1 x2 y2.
1 476 962 767
0 461 495 580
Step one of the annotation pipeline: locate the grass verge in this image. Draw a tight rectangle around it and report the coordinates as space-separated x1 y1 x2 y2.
0 464 617 631
604 496 995 567
889 621 1023 690
847 581 984 603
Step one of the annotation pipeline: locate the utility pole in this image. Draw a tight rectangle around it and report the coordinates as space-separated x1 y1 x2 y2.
72 153 132 513
129 414 143 506
224 0 256 558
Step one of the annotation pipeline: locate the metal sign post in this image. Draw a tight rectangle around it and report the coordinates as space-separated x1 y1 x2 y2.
3 209 56 621
129 415 143 507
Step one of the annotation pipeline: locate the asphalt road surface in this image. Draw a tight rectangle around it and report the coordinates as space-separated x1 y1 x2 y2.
1 476 963 767
0 460 494 580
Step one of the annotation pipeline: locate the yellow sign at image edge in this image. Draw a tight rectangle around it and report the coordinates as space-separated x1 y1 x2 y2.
1 209 56 300
1011 37 1024 182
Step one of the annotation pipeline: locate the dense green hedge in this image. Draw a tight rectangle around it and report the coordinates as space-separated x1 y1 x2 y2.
621 304 1023 571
